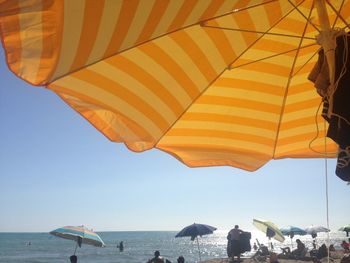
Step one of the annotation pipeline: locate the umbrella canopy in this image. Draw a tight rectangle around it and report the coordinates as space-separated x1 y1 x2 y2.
280 226 307 237
305 225 330 236
280 225 307 248
2 0 350 173
50 226 105 248
339 224 350 236
175 223 217 239
175 223 217 261
253 219 285 242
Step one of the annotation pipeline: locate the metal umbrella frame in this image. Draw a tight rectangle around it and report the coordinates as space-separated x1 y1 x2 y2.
1 0 349 174
175 223 217 262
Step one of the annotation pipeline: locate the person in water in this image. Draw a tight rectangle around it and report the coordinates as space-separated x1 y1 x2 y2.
147 250 165 263
117 241 124 252
70 255 78 263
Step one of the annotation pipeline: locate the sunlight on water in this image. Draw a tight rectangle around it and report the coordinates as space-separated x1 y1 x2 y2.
0 231 348 263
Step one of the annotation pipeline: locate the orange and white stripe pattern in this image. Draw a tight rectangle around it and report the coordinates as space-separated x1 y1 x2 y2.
1 0 348 171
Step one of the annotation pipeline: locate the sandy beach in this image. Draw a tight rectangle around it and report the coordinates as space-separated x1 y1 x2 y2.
202 258 343 263
202 250 348 263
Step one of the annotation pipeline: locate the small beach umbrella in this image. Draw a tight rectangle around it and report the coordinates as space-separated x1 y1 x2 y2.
50 226 105 255
305 225 330 237
175 223 217 262
280 226 306 248
305 225 330 247
253 219 285 250
339 225 350 237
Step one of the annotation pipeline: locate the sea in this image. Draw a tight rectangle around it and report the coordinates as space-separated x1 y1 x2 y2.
0 230 348 263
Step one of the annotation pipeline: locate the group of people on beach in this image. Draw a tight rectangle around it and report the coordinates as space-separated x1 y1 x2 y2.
68 232 350 263
226 224 350 263
146 250 185 263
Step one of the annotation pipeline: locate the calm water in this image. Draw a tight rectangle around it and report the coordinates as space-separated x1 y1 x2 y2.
0 231 347 263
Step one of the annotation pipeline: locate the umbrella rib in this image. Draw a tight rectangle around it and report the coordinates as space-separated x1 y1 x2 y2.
325 0 350 30
48 0 279 84
287 0 321 33
229 43 317 70
292 47 319 77
200 0 278 25
201 25 315 40
227 0 307 69
155 1 302 148
272 0 315 158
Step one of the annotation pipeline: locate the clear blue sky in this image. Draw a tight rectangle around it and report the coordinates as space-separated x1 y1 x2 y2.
0 44 349 233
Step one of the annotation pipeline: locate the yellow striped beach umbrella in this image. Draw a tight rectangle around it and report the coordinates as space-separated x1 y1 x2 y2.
1 0 348 171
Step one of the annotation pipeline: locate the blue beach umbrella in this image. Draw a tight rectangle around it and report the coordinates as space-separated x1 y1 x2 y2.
175 223 217 261
50 225 105 255
280 226 306 248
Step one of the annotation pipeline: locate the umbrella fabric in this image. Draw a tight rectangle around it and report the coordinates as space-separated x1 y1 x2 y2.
175 223 216 261
339 225 350 232
305 225 330 235
280 226 307 237
253 219 285 242
2 0 350 172
338 224 350 236
175 223 217 238
50 226 105 247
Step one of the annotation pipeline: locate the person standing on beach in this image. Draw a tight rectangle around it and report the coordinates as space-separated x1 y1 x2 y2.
227 225 243 261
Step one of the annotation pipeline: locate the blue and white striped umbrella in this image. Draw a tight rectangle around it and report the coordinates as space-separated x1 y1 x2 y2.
280 226 307 237
280 226 307 248
50 225 105 253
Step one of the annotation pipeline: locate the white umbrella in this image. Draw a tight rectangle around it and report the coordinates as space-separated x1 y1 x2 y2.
305 225 330 248
305 225 330 236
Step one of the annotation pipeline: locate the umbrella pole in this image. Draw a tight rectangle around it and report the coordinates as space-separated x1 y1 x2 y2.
73 241 78 255
196 236 201 262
